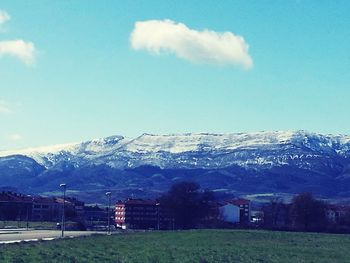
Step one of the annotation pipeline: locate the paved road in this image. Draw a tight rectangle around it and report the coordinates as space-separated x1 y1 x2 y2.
0 230 103 243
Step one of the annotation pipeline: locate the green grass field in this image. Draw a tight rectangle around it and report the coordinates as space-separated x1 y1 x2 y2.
1 229 350 263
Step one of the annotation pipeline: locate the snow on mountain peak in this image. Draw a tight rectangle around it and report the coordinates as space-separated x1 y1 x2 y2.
81 135 127 153
124 131 297 153
0 142 79 157
1 131 350 169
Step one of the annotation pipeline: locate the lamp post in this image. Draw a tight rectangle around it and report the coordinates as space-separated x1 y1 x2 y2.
26 205 29 230
26 196 32 231
60 183 67 238
156 202 160 230
105 192 112 235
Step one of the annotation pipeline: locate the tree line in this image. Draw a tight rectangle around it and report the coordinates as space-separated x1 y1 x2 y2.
261 192 350 233
160 181 350 233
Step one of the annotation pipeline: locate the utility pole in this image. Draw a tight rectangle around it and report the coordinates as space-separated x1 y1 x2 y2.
106 192 112 235
60 183 67 238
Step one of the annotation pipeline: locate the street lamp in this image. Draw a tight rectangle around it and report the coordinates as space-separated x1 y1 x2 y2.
105 192 112 235
156 202 160 230
26 196 33 231
60 183 67 238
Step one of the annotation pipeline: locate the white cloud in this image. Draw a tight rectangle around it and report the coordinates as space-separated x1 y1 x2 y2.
0 11 37 65
7 134 22 141
130 19 253 69
0 40 36 65
0 100 11 114
0 10 10 25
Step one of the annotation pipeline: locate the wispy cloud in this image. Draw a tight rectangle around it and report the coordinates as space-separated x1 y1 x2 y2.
0 40 36 65
130 19 253 69
0 100 11 114
7 134 22 141
0 10 10 26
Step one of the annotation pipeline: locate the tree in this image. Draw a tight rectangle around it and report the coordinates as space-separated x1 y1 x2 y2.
160 181 215 229
262 197 288 228
289 192 327 231
338 211 350 226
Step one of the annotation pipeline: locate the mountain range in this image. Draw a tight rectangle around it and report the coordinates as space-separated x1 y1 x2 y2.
1 131 350 203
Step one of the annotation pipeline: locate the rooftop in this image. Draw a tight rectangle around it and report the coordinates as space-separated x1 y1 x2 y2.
226 199 251 206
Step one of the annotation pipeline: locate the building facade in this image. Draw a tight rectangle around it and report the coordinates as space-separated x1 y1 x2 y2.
225 199 251 224
219 203 240 224
115 199 174 230
32 196 60 221
0 191 84 223
0 192 33 221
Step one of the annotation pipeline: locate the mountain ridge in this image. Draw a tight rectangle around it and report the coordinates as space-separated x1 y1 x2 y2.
1 130 350 166
1 130 350 203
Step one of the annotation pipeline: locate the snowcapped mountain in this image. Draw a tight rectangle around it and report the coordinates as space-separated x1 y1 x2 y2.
1 131 350 169
1 131 350 202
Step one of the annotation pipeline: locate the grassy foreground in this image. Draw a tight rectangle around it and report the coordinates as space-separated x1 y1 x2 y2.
1 229 350 263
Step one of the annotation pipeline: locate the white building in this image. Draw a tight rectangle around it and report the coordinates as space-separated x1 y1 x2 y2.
219 203 240 223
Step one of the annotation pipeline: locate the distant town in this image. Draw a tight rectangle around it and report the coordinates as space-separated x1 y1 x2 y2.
1 181 350 234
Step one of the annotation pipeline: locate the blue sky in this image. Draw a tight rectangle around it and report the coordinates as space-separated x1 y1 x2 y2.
0 0 349 150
